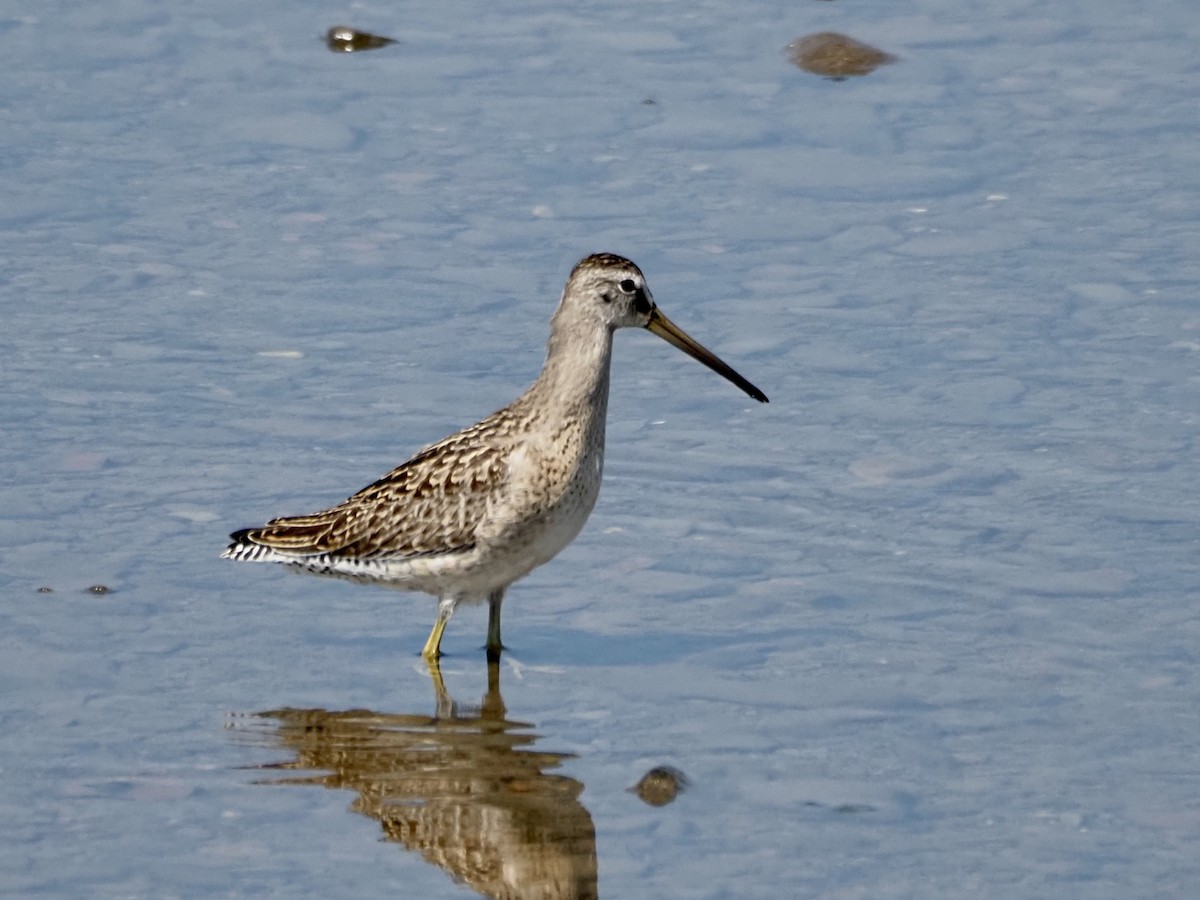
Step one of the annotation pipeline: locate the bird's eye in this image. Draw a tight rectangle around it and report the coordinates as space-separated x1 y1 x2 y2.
618 278 638 294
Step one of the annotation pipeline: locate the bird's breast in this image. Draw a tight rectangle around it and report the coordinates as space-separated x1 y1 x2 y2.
476 417 605 569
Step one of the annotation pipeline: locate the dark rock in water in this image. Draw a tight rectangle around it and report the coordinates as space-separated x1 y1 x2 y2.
326 26 397 53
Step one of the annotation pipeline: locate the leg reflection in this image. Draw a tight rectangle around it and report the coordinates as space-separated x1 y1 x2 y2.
239 659 597 899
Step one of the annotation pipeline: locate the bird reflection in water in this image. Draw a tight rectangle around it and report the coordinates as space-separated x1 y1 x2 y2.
234 660 598 899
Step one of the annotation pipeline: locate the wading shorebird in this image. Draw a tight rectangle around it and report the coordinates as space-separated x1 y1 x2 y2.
222 254 768 660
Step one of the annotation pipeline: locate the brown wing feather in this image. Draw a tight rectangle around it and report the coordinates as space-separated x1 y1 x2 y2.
242 421 513 560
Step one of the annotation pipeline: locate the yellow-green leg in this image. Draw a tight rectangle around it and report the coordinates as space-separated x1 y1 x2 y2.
422 597 456 660
485 588 506 657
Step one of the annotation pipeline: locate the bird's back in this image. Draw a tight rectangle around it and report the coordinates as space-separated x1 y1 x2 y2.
222 383 608 598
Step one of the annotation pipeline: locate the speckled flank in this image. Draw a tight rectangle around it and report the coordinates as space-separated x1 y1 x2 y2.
222 254 767 659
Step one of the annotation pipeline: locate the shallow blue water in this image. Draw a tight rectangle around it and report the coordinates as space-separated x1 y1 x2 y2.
3 1 1198 896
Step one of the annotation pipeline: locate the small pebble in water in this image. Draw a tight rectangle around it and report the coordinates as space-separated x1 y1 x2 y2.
630 765 689 806
787 32 897 80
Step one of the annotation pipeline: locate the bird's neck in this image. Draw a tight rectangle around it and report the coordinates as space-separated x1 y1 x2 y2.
527 317 614 421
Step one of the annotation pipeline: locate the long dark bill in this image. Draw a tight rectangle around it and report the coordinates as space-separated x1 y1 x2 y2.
646 308 769 403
